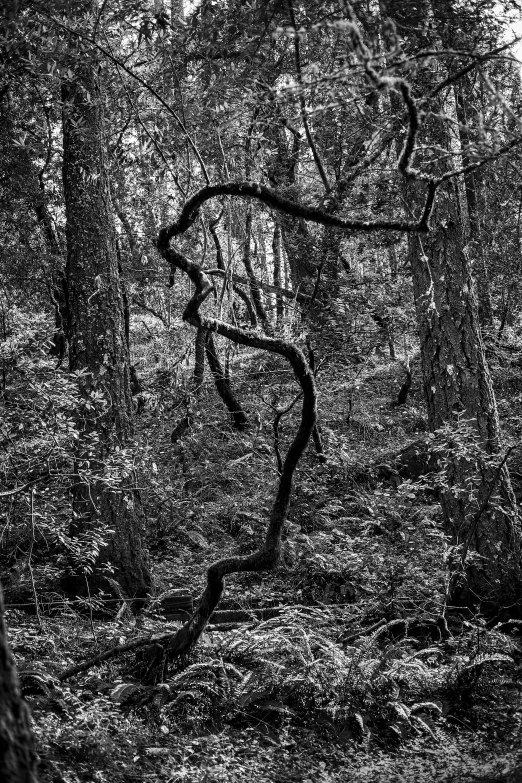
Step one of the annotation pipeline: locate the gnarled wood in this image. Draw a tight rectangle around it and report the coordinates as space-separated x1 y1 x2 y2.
161 180 435 243
152 234 317 662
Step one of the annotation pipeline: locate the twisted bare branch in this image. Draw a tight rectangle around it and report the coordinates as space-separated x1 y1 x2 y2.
161 181 434 243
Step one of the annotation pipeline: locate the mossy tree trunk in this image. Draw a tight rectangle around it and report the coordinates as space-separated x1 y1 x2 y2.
408 178 521 612
62 35 151 598
394 0 522 614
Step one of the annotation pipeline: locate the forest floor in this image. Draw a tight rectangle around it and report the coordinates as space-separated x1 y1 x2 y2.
5 334 522 783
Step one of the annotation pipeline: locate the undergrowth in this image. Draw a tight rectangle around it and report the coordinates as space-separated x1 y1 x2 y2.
3 318 522 782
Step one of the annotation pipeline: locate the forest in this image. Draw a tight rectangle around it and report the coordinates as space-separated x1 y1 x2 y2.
2 0 522 781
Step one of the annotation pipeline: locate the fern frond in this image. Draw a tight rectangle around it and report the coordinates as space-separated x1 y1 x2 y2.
462 652 513 670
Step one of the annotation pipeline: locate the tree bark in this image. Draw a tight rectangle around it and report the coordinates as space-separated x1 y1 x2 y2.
455 84 494 331
0 584 39 783
393 1 522 614
62 43 151 598
409 201 521 612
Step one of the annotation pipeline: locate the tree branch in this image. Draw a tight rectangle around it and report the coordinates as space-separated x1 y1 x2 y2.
160 180 435 242
206 268 309 304
148 237 317 659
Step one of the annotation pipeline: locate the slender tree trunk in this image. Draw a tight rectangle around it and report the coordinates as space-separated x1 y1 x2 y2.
62 45 151 598
0 92 67 360
0 584 39 783
498 187 522 338
266 121 318 294
204 332 248 429
242 207 271 331
272 222 285 328
193 326 205 391
209 217 257 326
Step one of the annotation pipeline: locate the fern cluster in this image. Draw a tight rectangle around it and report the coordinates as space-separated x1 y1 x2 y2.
136 607 519 744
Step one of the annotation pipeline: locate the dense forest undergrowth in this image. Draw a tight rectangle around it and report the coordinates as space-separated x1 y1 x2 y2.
3 315 522 782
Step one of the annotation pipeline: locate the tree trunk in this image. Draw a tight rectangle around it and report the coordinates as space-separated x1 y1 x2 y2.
408 190 521 611
193 326 205 391
455 84 494 331
0 584 39 783
242 207 271 331
62 47 151 598
266 122 318 294
272 222 285 328
0 91 66 360
396 2 522 614
380 0 521 614
209 217 257 326
204 332 248 429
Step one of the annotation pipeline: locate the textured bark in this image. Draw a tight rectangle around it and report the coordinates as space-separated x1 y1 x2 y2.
62 47 151 598
409 194 521 611
455 85 494 331
395 0 522 613
0 585 38 783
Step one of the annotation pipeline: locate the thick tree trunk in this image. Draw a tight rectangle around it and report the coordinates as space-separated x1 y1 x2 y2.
455 85 494 331
375 0 521 613
401 71 521 614
408 191 521 612
380 0 522 614
62 53 151 598
242 207 271 331
0 585 39 783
